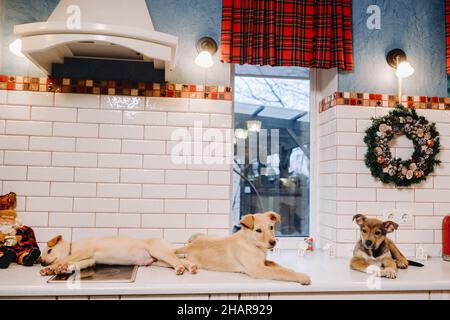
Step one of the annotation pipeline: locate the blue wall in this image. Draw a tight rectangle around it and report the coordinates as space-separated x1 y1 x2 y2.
0 0 230 85
339 0 447 97
0 0 3 67
0 0 58 77
147 0 230 85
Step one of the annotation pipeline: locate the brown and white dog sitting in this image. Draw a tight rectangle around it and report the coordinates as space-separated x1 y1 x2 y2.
350 214 423 279
175 211 311 285
39 235 197 276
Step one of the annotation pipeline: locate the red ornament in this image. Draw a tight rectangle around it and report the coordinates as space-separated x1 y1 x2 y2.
426 140 434 147
443 216 450 261
377 156 385 164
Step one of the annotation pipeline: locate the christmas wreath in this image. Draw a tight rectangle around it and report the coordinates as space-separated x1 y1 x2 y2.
364 105 440 187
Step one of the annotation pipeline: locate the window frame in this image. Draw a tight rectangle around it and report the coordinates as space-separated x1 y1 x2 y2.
231 65 317 249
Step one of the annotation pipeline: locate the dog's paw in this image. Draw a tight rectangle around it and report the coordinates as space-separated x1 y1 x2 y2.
381 267 397 279
175 264 185 275
40 267 55 276
298 275 311 285
396 257 408 269
189 264 198 275
54 263 72 274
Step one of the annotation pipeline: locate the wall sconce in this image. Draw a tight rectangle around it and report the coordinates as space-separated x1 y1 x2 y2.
9 39 25 57
235 128 248 140
246 120 262 132
195 36 217 68
386 49 414 103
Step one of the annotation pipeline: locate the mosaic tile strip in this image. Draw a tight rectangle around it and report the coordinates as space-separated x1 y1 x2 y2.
0 75 232 101
319 92 450 113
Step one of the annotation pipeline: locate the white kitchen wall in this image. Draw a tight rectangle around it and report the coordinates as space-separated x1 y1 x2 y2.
319 105 449 257
0 90 232 247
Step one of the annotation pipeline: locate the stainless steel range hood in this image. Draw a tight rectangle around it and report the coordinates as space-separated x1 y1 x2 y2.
14 0 177 80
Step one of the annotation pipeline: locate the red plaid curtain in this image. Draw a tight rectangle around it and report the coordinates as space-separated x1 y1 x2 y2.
446 0 450 74
221 0 353 71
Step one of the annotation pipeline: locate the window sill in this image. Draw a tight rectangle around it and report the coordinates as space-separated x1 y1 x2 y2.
0 251 449 297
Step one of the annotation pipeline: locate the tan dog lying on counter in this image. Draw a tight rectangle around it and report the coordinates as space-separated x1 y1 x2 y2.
175 211 311 285
350 214 423 279
40 235 197 276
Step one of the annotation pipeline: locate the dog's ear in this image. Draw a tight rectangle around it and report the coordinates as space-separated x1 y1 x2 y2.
240 214 254 230
383 221 399 233
353 214 367 226
266 211 281 223
47 235 63 248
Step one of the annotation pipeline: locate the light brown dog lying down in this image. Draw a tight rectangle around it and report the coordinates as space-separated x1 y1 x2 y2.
350 214 423 279
39 235 197 276
176 211 311 285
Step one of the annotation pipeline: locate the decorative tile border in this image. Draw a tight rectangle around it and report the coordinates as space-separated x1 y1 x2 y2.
320 92 450 113
0 75 232 101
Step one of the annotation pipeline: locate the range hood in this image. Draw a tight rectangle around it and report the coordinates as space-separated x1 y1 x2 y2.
14 0 177 80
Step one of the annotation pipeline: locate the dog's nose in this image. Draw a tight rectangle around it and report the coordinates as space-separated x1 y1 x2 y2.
269 240 276 247
365 240 373 247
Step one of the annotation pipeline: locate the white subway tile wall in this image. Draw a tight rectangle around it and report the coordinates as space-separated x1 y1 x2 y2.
0 91 232 247
319 106 448 257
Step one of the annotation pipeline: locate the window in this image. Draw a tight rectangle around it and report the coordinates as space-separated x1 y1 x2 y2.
232 65 310 237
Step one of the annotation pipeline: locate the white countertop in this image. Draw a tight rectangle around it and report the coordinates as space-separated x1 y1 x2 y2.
1 251 450 297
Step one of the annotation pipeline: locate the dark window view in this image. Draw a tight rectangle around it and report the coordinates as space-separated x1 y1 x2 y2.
232 65 310 237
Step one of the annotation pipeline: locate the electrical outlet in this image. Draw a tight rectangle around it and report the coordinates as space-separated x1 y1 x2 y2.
382 209 414 228
383 211 396 221
399 211 414 228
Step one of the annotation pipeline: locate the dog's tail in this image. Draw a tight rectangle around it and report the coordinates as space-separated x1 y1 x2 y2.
408 260 424 267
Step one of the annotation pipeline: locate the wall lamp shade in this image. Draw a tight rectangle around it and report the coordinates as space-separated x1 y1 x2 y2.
195 36 217 68
195 51 214 68
395 61 414 78
386 48 414 101
9 39 24 57
386 48 414 78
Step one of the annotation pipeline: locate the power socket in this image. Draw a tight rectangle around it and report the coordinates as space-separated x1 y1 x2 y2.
382 209 414 228
398 211 414 228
